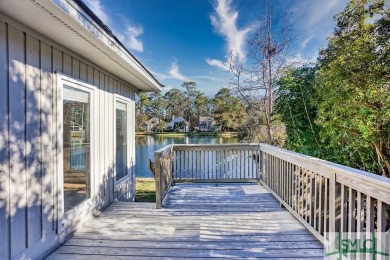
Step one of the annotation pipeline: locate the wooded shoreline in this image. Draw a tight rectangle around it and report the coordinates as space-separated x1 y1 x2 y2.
135 132 238 138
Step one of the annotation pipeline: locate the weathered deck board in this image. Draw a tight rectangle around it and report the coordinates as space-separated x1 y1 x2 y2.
47 183 324 259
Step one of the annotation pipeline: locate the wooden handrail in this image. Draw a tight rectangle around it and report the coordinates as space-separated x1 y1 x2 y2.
259 143 390 247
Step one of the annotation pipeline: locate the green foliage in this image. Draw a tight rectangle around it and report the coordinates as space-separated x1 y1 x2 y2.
154 121 167 132
136 93 151 131
274 66 322 157
316 0 390 176
211 88 247 131
148 93 168 121
181 81 199 127
275 0 390 176
194 93 209 126
165 89 186 119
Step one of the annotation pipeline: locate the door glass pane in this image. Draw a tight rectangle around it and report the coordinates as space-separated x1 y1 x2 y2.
116 102 127 181
63 86 90 212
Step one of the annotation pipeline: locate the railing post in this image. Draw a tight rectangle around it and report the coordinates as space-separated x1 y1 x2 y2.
258 151 262 180
155 152 162 209
261 149 266 183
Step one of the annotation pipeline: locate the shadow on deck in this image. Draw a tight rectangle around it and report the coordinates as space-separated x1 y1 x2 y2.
48 183 324 259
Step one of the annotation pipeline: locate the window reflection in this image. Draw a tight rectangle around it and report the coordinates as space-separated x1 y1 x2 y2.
63 86 90 212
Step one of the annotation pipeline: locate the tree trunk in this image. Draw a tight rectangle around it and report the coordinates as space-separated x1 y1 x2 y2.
373 143 390 177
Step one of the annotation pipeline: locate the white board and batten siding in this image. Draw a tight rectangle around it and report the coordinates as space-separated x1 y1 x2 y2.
0 18 137 260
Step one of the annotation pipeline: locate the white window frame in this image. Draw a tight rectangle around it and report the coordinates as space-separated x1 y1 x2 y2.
56 73 97 232
113 94 132 189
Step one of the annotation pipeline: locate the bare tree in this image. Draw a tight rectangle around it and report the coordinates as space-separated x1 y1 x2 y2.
227 3 294 144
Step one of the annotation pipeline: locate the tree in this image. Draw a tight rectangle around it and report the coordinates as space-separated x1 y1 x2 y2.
154 121 167 132
165 88 186 119
274 66 321 156
181 81 199 128
316 0 390 176
135 93 151 131
148 93 167 121
212 88 247 131
226 3 294 144
194 93 209 127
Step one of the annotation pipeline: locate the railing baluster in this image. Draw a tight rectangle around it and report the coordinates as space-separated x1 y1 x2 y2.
283 160 286 201
324 178 328 237
348 188 356 239
224 149 227 179
248 149 251 179
377 201 387 259
356 192 364 234
314 173 318 230
308 171 312 226
213 150 216 180
318 175 323 235
238 150 242 179
233 149 236 179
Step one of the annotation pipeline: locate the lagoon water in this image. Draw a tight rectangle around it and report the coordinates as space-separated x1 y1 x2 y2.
135 135 238 177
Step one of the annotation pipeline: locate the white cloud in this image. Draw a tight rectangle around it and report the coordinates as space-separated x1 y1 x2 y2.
205 58 228 71
287 52 318 65
148 69 169 81
116 23 144 52
303 0 339 28
125 25 144 52
83 0 144 52
83 0 109 25
210 0 251 60
168 62 191 82
193 75 224 82
301 36 314 48
295 0 348 52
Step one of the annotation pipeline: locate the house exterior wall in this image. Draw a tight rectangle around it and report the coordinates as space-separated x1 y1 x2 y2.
0 17 136 260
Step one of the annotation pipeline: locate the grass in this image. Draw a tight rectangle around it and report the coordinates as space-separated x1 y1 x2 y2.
135 178 155 202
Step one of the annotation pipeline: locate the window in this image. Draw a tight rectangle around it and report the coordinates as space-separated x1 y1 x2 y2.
115 100 128 181
63 86 91 212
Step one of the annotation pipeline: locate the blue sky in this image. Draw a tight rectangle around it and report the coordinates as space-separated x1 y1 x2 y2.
83 0 348 97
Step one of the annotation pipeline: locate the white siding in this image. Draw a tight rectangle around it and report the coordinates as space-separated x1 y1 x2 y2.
0 19 137 259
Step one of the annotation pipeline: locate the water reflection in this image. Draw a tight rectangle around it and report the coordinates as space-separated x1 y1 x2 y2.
135 135 238 177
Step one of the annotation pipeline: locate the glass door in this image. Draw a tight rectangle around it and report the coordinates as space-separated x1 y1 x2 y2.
63 86 91 212
115 101 128 181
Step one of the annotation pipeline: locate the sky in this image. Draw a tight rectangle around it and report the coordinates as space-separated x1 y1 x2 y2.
83 0 348 97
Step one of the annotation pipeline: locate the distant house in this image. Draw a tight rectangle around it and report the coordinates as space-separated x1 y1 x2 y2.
0 0 161 259
198 116 221 132
167 116 189 132
198 116 215 132
141 117 160 132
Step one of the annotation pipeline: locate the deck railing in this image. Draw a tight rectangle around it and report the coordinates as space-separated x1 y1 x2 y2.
152 145 174 209
152 143 390 248
152 144 260 208
259 144 390 249
173 144 261 182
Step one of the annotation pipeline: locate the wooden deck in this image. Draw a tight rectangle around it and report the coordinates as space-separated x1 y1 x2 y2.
48 183 324 259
